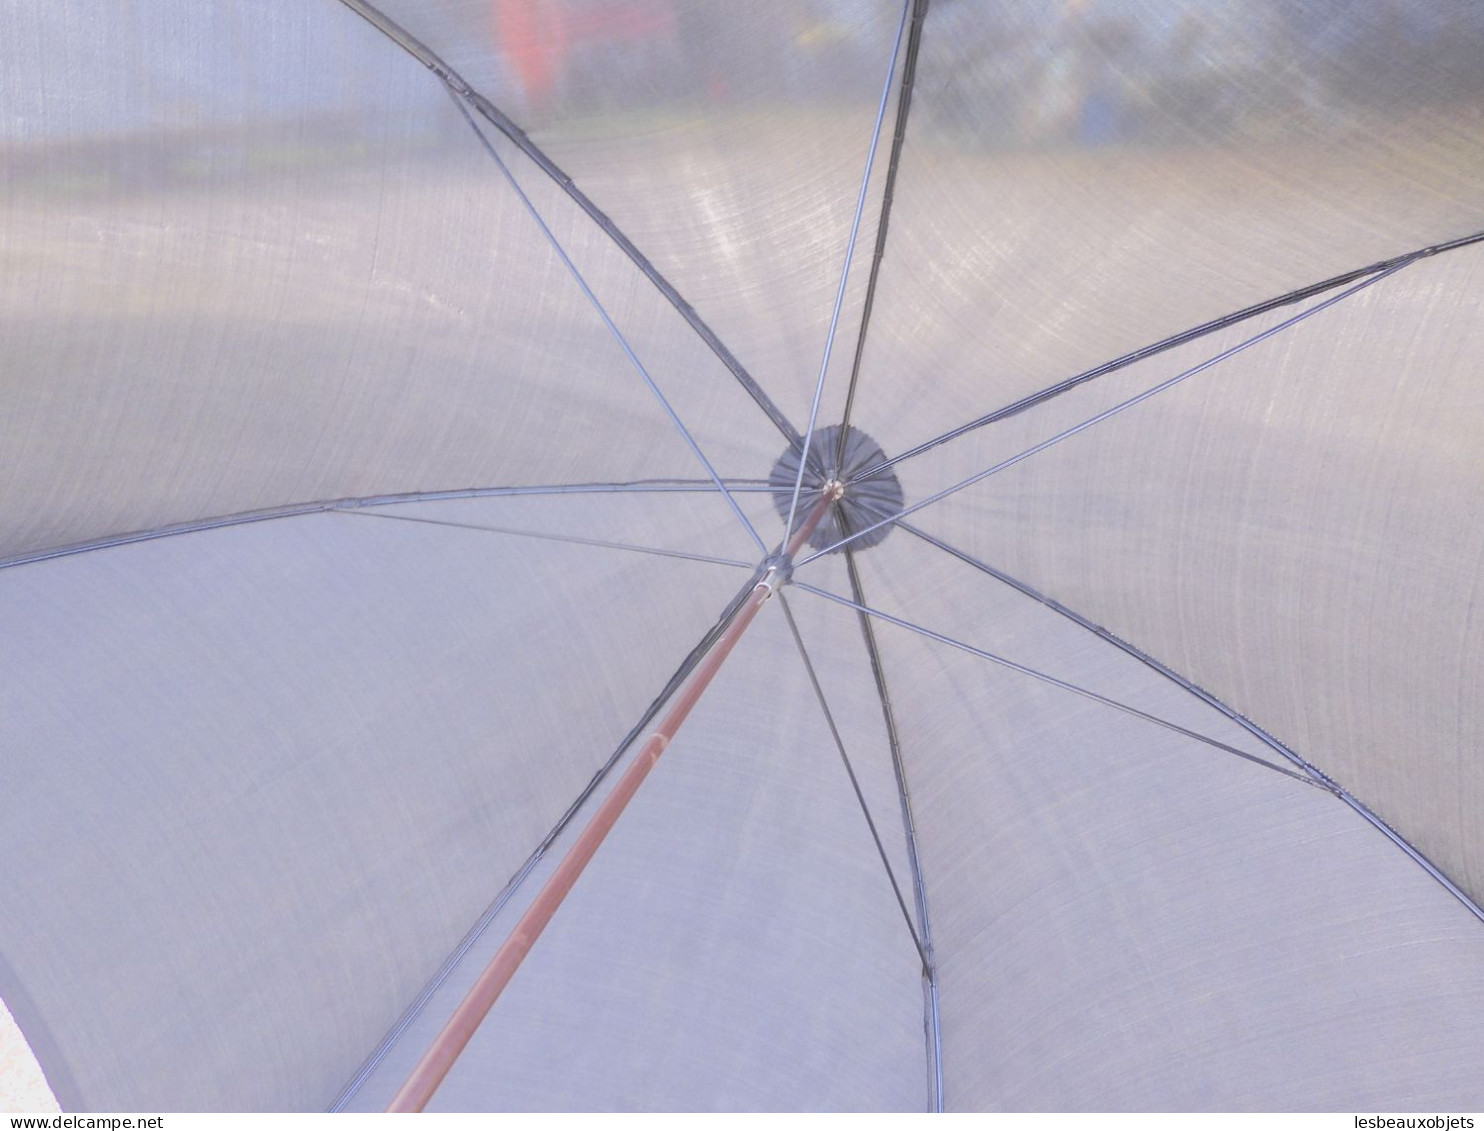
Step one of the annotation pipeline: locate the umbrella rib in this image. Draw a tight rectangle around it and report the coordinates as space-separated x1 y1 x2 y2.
351 474 783 498
0 480 773 573
841 545 944 1113
353 478 782 503
330 508 753 569
795 580 1333 792
775 592 929 968
850 228 1484 483
835 0 931 472
443 87 767 556
799 261 1410 565
781 0 912 543
899 522 1484 929
333 0 805 455
330 566 770 1111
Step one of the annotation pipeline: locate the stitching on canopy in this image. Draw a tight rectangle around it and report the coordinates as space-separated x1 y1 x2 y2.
797 261 1411 565
781 0 911 543
851 228 1484 483
841 538 944 1112
899 521 1484 929
334 0 807 456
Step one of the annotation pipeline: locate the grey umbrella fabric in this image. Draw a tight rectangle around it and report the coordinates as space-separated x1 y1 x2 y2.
2 0 1483 1113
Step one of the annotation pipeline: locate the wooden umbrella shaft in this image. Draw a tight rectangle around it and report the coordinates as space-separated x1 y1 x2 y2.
386 488 839 1112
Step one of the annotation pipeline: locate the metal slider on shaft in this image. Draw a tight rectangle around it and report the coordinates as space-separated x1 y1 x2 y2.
387 483 844 1113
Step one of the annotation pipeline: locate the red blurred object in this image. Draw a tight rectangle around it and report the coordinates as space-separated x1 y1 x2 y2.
493 0 566 104
493 0 676 106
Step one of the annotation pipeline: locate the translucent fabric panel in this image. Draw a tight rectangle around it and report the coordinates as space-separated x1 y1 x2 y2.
818 533 1484 1111
0 0 780 560
0 499 744 1111
5 1 1481 1115
844 0 1484 467
903 243 1484 907
340 571 927 1112
361 0 909 428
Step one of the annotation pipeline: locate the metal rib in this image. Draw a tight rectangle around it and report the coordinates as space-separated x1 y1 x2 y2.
795 581 1331 791
782 0 911 542
775 592 928 968
334 0 804 453
331 508 752 569
836 0 932 471
0 481 768 573
352 479 780 506
900 522 1484 928
330 566 769 1110
443 86 766 555
801 262 1409 564
851 228 1484 482
842 542 943 1112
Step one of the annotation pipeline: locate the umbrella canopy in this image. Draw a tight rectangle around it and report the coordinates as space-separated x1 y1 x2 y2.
2 0 1483 1113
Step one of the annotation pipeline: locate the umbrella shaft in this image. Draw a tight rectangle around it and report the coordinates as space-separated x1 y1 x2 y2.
386 489 838 1112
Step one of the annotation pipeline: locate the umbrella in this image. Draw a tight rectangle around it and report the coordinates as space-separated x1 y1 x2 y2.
3 0 1483 1113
